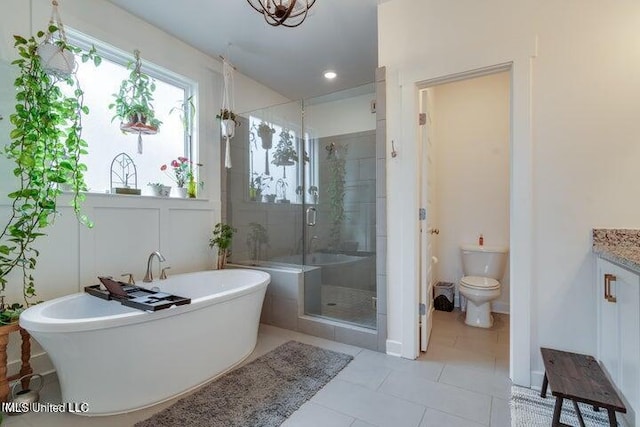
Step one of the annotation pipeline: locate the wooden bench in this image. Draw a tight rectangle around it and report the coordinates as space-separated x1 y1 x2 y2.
540 347 626 427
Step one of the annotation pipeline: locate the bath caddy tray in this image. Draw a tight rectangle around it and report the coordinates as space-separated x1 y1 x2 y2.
84 277 191 312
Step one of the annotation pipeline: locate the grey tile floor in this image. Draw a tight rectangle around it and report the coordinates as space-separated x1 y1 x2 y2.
3 310 511 426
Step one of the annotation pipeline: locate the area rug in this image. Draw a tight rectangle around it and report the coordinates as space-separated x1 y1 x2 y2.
511 385 614 426
135 341 353 427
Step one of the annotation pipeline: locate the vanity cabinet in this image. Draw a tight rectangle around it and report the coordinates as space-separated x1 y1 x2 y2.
596 257 640 426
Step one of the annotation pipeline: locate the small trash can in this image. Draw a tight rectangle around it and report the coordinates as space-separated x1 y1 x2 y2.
434 282 454 312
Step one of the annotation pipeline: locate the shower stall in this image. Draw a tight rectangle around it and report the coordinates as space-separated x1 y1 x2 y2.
226 83 380 331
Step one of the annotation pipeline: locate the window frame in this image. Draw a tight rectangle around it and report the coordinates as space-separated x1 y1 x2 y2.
65 28 198 193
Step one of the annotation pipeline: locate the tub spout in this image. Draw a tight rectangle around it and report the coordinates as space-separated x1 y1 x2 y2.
143 251 166 283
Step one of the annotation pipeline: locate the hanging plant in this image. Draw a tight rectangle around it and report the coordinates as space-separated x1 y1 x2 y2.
326 143 348 250
216 109 240 140
257 121 275 149
272 128 297 167
0 26 100 304
109 49 161 154
36 1 75 77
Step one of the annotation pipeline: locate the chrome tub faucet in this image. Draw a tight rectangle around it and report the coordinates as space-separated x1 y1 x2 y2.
143 251 166 283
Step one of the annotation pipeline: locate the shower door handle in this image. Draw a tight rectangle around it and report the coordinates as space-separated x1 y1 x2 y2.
306 207 317 226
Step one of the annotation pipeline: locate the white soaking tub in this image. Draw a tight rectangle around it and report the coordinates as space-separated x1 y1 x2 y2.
19 269 269 415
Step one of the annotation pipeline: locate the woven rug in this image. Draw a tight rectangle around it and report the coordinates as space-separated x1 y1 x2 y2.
511 385 615 426
135 341 353 427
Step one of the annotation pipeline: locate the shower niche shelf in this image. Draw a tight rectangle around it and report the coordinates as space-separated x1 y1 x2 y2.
85 277 191 312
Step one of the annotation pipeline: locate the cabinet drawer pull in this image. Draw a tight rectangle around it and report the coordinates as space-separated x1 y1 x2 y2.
605 273 617 303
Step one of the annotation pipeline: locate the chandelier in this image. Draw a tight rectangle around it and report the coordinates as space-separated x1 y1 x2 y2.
246 0 317 28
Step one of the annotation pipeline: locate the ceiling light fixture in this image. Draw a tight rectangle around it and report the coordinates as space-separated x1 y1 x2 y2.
247 0 317 28
324 70 337 80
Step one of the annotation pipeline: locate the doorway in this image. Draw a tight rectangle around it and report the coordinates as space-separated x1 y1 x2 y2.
418 69 511 365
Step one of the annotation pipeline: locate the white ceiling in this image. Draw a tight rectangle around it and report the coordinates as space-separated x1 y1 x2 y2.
107 0 378 101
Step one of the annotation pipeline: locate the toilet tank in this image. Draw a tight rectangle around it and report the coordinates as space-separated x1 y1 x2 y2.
461 245 508 279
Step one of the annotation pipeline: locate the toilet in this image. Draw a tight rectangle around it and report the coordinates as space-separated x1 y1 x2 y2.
459 245 508 328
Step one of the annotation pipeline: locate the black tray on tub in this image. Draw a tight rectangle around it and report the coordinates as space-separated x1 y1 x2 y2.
83 277 190 311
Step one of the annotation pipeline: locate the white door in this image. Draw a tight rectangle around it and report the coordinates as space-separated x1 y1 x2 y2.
419 89 436 352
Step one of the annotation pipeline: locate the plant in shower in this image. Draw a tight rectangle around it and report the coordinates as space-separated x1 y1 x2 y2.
326 143 348 250
209 223 236 269
0 27 99 305
246 223 269 262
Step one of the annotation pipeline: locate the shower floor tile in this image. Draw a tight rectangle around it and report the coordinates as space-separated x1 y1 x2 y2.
318 285 377 329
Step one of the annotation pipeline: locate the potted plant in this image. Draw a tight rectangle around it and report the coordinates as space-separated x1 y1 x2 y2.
257 121 275 149
209 223 236 269
1 27 99 305
249 172 273 202
276 178 289 203
36 2 86 77
161 157 200 198
109 49 162 151
272 129 298 167
217 109 240 139
246 223 269 263
308 185 319 204
263 194 277 203
147 182 170 197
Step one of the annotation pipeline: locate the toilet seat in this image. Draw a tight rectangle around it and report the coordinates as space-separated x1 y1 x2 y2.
460 276 500 290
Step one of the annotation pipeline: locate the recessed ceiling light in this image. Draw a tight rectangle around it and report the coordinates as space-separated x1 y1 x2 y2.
324 71 337 80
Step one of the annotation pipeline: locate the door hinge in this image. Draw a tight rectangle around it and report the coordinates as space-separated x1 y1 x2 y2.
419 303 426 315
419 113 427 125
419 208 426 221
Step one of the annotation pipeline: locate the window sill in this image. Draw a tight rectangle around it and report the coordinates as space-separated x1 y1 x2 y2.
64 191 210 202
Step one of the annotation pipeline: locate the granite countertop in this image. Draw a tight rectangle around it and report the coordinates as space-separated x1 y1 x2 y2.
593 229 640 273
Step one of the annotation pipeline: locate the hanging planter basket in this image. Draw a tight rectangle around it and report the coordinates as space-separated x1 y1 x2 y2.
37 43 76 77
258 123 275 149
37 1 76 77
120 113 158 135
222 119 236 139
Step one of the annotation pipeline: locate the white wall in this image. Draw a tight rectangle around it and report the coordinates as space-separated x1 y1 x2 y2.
379 0 640 386
0 0 288 375
306 92 377 138
432 72 510 312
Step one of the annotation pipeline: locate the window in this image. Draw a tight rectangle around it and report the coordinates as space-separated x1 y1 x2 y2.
248 115 317 203
67 29 196 195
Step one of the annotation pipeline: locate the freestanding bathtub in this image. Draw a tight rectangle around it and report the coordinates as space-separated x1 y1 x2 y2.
19 269 269 415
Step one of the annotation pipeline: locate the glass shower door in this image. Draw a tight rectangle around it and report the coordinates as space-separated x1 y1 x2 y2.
302 84 378 329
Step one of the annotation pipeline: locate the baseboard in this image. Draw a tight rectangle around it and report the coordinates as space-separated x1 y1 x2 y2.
385 339 402 357
530 370 545 391
492 301 510 314
8 350 55 379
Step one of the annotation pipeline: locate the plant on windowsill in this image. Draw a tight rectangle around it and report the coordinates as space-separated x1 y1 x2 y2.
249 172 273 202
0 26 99 306
147 182 171 197
276 178 289 203
209 223 236 269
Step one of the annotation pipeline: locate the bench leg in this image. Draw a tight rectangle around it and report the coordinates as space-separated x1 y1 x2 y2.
572 400 586 427
541 372 548 398
552 397 563 427
607 409 617 427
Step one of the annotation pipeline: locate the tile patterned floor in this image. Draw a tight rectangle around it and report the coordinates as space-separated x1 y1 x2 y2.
318 285 377 329
4 310 510 426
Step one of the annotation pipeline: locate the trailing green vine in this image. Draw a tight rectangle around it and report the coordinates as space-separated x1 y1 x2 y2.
326 143 347 250
0 26 99 304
